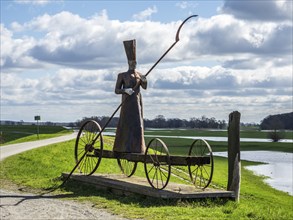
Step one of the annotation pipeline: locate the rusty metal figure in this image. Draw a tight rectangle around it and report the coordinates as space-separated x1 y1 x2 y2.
61 15 198 186
113 40 147 153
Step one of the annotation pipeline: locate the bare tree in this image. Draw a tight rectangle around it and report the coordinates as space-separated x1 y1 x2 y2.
267 118 285 142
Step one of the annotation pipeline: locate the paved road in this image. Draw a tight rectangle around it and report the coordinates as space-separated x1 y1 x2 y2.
0 133 130 220
0 132 77 161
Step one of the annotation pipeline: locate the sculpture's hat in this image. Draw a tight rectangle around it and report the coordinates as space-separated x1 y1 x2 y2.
123 39 136 61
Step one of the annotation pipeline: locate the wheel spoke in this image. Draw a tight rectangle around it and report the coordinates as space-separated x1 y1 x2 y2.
80 137 87 145
202 165 210 177
194 166 199 184
117 158 137 177
188 139 214 189
199 167 203 187
161 169 168 179
151 167 158 185
147 164 155 174
149 154 156 164
191 166 199 175
144 138 171 190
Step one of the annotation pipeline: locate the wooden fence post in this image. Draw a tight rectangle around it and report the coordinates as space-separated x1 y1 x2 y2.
227 111 241 202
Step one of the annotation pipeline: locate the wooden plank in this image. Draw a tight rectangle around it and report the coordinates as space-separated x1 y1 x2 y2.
93 149 145 161
170 156 210 166
93 149 210 166
62 173 235 200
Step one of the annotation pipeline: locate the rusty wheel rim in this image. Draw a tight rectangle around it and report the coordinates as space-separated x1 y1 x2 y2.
75 120 103 175
188 139 213 189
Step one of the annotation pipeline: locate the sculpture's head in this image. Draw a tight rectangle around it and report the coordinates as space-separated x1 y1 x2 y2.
123 39 137 70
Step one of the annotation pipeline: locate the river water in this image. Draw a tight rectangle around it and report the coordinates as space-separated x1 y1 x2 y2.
144 135 293 143
213 151 293 196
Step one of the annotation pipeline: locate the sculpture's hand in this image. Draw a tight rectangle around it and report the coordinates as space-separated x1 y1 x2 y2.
124 88 134 95
140 75 147 83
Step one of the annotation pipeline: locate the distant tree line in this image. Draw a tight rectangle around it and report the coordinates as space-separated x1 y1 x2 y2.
76 115 227 129
144 115 226 129
260 112 293 130
76 116 119 128
259 112 292 142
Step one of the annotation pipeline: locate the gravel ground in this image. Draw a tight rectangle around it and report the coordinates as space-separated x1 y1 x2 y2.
0 189 129 220
0 134 130 220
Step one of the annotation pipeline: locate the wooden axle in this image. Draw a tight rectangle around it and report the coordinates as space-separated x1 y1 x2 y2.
91 149 210 166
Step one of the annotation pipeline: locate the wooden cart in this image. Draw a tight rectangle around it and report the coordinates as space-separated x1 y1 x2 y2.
75 120 214 190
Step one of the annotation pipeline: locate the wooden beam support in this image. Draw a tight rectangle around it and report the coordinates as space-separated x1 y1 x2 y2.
227 111 241 202
93 149 210 166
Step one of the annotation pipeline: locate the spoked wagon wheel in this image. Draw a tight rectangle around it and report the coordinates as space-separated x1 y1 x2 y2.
75 120 103 175
144 138 171 190
188 139 214 189
117 159 137 177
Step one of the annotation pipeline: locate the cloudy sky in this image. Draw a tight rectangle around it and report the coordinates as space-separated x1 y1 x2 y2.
1 0 292 123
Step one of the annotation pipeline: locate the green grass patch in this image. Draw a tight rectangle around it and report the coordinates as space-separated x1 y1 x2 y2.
143 128 293 139
1 136 292 220
142 128 293 154
0 125 72 146
144 137 293 154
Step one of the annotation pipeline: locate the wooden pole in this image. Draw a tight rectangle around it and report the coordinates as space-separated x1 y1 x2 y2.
227 111 241 202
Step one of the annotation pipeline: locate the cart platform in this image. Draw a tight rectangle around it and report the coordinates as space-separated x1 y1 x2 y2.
62 173 235 200
74 120 215 190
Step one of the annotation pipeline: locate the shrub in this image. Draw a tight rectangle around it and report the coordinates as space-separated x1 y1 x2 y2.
268 130 285 142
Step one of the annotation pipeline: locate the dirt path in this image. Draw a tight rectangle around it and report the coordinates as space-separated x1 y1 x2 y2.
0 134 130 220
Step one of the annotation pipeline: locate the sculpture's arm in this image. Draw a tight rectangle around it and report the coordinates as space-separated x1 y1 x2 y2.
115 73 134 95
115 73 124 94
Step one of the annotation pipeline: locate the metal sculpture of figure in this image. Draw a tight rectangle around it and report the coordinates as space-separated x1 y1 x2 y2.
61 15 198 187
113 39 147 153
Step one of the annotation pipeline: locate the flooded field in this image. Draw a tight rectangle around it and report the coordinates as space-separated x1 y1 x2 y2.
144 135 293 143
214 151 293 195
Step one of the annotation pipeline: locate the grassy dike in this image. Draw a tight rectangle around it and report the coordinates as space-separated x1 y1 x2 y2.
1 136 292 220
0 125 72 146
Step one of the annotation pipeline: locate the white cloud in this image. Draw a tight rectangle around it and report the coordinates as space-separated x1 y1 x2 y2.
1 67 118 108
2 11 178 70
1 24 40 69
175 1 198 10
2 10 291 71
2 62 291 122
1 3 292 123
14 0 51 5
133 6 158 21
220 0 292 22
176 1 188 9
177 14 292 69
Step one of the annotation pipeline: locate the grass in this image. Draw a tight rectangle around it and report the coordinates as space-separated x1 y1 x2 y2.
143 128 293 154
0 125 73 146
144 128 293 139
144 137 293 154
1 133 292 220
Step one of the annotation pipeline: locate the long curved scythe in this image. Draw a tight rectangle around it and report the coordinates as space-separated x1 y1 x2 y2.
145 14 198 77
61 15 198 187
